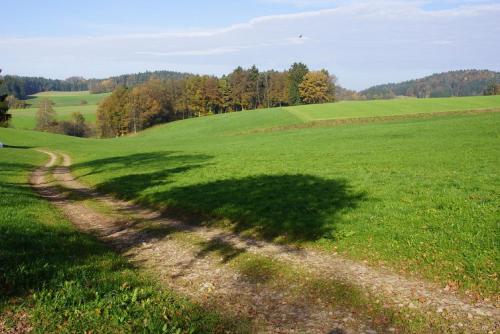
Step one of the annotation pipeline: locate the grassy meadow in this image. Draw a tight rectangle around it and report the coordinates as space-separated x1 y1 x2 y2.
0 147 246 333
284 95 500 121
9 91 109 129
1 95 499 299
9 92 500 131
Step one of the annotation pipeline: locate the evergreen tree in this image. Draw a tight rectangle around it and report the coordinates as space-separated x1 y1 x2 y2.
0 70 12 127
287 63 309 105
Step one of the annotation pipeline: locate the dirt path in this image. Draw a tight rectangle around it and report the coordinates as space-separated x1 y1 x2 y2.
31 150 499 333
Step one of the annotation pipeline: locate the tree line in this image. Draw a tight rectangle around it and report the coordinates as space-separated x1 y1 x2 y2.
88 71 189 94
96 63 336 137
0 76 88 99
0 71 189 99
360 70 500 99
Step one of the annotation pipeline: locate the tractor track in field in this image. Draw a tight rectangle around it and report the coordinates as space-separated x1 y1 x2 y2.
30 149 499 333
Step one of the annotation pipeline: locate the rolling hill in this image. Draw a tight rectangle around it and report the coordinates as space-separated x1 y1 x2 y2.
2 96 499 299
9 91 500 132
361 70 500 99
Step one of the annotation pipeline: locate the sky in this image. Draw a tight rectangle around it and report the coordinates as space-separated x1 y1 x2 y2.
1 0 499 90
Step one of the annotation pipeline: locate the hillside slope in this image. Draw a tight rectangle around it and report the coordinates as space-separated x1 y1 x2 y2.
361 70 500 99
1 97 499 298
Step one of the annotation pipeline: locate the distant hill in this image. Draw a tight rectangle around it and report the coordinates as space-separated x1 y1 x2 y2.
0 70 190 99
361 70 500 99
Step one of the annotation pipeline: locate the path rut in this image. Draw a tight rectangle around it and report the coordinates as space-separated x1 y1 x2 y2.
30 150 499 333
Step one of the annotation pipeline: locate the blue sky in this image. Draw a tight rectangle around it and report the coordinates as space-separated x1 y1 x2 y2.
2 0 499 89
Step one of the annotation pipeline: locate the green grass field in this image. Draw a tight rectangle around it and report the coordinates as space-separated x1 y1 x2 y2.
27 91 109 107
284 95 500 121
0 147 245 333
9 92 500 132
1 95 499 299
9 91 109 129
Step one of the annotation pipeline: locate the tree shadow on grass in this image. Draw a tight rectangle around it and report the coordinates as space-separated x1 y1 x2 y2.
153 174 366 242
72 151 212 179
0 178 115 300
70 151 366 241
3 145 33 149
0 161 251 333
95 172 366 242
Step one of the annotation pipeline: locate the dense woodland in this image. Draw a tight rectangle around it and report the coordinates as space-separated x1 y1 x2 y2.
2 68 499 101
0 71 189 99
361 70 500 99
96 63 335 137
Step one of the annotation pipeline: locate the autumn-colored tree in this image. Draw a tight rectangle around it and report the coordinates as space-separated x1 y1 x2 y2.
96 86 130 137
89 78 116 94
218 77 233 113
93 63 338 136
267 71 288 107
129 79 172 132
204 76 221 114
172 78 190 119
299 71 334 104
229 67 251 111
185 76 204 116
35 98 57 131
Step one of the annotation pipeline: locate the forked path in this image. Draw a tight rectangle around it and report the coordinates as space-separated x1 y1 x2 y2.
31 150 499 333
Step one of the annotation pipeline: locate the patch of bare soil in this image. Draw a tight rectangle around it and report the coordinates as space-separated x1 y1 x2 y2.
30 150 500 333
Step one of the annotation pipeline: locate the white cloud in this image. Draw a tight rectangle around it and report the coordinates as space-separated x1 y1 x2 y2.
2 0 499 89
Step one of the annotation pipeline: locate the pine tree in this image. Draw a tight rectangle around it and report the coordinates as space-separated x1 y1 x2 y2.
287 63 309 105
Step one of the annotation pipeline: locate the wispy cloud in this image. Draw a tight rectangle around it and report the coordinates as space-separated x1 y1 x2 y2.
2 0 499 89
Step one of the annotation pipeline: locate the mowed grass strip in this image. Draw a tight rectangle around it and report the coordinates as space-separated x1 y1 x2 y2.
0 148 247 333
1 97 499 297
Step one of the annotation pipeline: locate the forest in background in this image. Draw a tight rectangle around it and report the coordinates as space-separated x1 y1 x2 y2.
360 70 500 99
1 69 499 101
96 63 335 137
0 71 189 99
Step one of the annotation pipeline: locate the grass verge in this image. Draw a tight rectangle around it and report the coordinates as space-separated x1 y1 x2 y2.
0 147 248 333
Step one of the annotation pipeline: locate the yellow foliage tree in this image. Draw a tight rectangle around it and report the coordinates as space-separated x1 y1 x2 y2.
299 71 334 104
